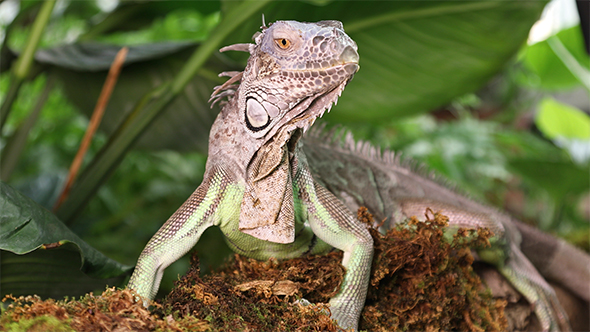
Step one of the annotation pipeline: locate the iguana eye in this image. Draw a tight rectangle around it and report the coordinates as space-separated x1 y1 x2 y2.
275 38 291 49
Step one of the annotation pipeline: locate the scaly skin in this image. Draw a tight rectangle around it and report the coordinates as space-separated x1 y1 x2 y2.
303 129 587 331
128 20 587 331
128 20 371 330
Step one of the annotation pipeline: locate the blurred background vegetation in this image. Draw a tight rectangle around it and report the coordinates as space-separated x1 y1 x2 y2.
1 0 588 302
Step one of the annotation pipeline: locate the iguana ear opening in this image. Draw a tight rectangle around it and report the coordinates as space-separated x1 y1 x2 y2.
245 98 271 131
245 97 283 133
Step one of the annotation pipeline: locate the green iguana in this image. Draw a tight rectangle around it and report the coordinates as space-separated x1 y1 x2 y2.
127 20 589 331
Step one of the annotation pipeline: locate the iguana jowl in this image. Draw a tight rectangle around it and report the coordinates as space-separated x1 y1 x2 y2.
128 20 588 331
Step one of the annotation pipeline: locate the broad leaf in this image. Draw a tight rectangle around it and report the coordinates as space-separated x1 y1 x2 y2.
536 97 590 140
0 182 132 279
35 0 547 152
222 0 548 122
508 159 589 200
535 97 590 164
29 0 547 223
1 249 127 299
37 41 197 71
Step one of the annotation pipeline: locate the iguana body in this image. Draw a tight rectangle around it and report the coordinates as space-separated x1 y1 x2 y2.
128 20 589 331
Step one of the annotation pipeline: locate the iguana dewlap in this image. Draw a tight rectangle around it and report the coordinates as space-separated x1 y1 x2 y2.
127 20 585 331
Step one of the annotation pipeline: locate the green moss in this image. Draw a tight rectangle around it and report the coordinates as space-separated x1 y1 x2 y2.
1 315 74 332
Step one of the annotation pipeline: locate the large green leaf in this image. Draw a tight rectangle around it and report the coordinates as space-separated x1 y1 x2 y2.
1 249 127 299
222 0 548 122
36 0 546 152
508 159 589 200
27 0 546 222
536 97 590 140
37 41 197 71
0 181 132 280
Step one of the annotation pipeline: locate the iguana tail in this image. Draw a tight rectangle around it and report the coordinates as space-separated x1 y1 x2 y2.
514 220 590 302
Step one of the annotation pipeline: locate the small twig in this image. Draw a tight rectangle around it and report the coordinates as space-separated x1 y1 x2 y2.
53 47 128 212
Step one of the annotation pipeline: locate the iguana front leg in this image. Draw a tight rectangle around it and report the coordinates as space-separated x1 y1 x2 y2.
296 157 373 330
128 168 235 303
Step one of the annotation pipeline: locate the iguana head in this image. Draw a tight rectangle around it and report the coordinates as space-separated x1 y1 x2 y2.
214 20 359 142
245 20 358 136
211 20 358 243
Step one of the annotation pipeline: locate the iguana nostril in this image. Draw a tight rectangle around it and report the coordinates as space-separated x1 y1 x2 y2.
339 45 359 64
344 63 359 75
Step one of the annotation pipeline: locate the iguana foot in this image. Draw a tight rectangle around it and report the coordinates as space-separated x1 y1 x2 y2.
294 298 352 330
497 244 571 331
296 297 359 330
328 297 360 331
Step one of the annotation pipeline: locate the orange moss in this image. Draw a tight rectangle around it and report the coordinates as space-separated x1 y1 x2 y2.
358 207 506 331
2 207 507 332
160 252 343 331
1 288 209 332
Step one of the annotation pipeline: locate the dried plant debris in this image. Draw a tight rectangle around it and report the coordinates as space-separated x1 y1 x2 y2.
357 207 506 331
160 252 344 331
2 207 525 332
0 288 208 332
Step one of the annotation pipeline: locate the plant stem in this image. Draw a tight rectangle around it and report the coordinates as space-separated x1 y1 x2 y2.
53 47 128 212
171 0 272 93
0 76 55 181
0 0 56 130
547 36 590 91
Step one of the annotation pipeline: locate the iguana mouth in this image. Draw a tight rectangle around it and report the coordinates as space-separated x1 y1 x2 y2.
287 46 359 74
321 62 359 76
